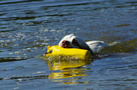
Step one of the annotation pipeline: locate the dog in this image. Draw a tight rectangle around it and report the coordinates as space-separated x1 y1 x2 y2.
58 34 108 58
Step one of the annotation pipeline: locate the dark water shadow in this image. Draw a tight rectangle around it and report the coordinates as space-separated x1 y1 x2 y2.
0 57 29 63
0 0 44 5
0 75 48 81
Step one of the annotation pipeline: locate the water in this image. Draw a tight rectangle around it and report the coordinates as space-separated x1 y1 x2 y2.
0 0 137 90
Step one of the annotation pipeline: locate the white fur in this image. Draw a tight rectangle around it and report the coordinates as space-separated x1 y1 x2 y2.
86 41 108 53
58 34 89 49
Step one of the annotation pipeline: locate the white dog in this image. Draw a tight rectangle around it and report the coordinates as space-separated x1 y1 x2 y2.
58 34 108 57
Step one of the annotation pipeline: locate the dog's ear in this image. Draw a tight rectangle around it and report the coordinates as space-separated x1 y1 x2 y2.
72 39 81 48
72 37 96 56
73 37 89 49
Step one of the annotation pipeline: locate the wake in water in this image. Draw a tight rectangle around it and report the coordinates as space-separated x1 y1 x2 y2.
101 38 137 53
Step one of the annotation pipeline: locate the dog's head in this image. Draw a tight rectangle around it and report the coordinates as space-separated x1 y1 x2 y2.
58 34 95 56
58 34 89 49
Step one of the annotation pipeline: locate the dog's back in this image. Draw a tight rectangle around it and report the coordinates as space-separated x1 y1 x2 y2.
86 41 108 53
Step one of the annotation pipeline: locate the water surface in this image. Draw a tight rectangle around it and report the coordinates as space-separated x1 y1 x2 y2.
0 0 137 90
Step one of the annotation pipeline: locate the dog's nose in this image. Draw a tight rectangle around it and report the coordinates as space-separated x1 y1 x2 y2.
62 40 69 44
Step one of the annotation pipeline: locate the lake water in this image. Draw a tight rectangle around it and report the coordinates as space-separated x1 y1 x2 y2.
0 0 137 90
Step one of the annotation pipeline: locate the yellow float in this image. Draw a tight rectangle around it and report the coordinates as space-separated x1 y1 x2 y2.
45 45 91 60
41 45 93 81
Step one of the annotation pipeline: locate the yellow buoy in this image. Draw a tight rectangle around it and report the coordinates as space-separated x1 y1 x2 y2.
45 45 91 59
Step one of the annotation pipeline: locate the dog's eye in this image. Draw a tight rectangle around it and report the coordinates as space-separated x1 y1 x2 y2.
72 39 79 46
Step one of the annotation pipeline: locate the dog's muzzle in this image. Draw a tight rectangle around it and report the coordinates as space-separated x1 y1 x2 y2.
61 40 71 48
